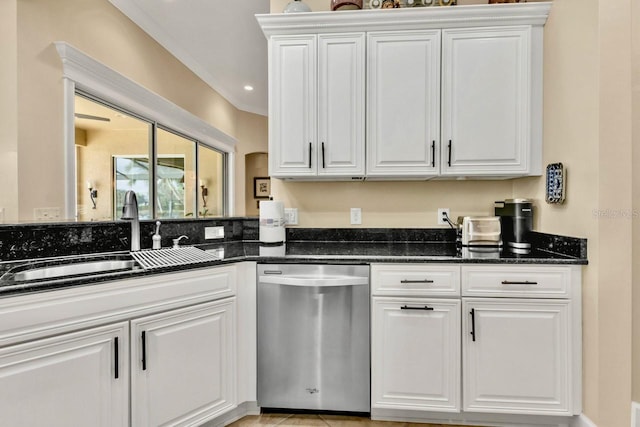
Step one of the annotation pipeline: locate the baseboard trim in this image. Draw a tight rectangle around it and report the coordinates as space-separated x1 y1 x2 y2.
571 413 597 427
200 401 260 427
632 402 640 427
371 408 576 427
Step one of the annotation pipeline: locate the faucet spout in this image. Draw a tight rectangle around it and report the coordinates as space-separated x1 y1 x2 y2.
121 190 140 251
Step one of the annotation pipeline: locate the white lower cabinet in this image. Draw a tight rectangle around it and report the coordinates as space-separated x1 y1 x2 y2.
371 263 582 425
0 264 252 427
372 297 460 412
462 299 572 415
0 322 129 427
131 298 236 427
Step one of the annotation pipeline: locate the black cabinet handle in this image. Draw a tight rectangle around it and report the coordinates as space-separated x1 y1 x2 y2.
401 305 434 311
501 280 538 285
308 142 312 168
142 331 147 371
431 141 435 167
114 337 119 379
470 308 476 342
447 140 452 167
322 142 326 169
400 279 434 284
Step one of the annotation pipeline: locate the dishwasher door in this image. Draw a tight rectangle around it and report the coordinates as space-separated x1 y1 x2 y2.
257 264 370 413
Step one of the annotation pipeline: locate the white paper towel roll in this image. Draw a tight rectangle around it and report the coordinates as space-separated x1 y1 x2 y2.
259 200 286 243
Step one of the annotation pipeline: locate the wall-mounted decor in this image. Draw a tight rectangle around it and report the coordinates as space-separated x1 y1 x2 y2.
364 0 456 8
545 163 565 204
254 177 271 199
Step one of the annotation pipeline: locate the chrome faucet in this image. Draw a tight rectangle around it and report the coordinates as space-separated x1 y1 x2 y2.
121 190 140 251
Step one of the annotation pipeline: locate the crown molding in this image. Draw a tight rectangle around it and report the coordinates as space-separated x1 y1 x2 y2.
54 41 237 153
256 2 551 38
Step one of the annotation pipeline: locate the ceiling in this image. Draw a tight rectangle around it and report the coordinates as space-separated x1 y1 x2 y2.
108 0 270 117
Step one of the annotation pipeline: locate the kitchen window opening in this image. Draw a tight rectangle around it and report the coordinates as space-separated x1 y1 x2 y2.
74 92 227 220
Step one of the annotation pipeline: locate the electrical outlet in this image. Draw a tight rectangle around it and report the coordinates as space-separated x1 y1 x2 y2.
350 208 362 225
437 208 450 225
284 208 298 225
204 226 224 239
34 207 61 221
0 207 4 224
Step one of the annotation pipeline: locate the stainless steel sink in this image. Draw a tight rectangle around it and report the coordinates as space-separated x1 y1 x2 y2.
2 255 140 283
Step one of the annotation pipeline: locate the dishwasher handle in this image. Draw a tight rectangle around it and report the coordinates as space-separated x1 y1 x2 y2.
259 275 368 287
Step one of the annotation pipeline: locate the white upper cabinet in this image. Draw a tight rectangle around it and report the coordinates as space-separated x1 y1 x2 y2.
441 26 539 177
269 35 317 177
367 31 441 178
318 33 366 177
257 3 549 180
269 33 365 178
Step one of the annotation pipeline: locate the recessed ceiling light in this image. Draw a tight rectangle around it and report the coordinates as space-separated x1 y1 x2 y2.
244 85 254 91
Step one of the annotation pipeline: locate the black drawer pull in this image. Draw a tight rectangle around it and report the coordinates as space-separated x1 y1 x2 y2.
470 308 476 342
322 142 326 169
400 279 434 284
142 331 147 371
431 140 435 167
447 140 452 167
114 337 119 379
308 142 312 168
501 280 538 285
401 305 434 311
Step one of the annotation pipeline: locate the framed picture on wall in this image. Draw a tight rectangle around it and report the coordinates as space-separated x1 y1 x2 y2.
254 177 271 199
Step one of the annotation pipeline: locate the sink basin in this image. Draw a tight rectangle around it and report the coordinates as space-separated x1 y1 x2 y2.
2 255 140 283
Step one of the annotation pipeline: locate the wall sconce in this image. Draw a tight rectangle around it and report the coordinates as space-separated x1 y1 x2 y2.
199 179 208 208
87 181 98 209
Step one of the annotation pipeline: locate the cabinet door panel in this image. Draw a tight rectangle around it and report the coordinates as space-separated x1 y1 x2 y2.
441 27 531 176
0 323 128 427
367 31 441 177
463 299 571 415
131 298 236 427
270 35 317 176
318 33 365 177
372 298 460 411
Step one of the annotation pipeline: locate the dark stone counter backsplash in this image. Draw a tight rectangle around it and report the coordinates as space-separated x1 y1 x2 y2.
0 218 256 262
0 218 586 265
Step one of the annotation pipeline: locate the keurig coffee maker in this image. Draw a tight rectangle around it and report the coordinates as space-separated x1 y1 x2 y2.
494 199 533 249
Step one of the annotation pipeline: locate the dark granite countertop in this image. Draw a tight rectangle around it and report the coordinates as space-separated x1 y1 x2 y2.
0 231 587 298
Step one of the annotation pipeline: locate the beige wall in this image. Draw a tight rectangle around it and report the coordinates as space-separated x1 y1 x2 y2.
13 0 255 221
234 110 269 216
1 0 18 223
633 0 640 407
513 0 635 425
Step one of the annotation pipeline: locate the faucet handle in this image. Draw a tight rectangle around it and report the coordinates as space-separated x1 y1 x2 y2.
172 235 189 249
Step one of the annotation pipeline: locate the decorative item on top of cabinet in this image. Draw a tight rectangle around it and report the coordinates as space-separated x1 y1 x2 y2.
332 0 363 10
366 0 455 8
283 0 311 13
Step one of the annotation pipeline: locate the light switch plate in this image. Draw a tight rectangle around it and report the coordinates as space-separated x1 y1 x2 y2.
34 207 61 221
284 208 298 225
350 208 362 225
205 226 224 240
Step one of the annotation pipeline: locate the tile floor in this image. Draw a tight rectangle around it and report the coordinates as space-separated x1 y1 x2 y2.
227 413 484 427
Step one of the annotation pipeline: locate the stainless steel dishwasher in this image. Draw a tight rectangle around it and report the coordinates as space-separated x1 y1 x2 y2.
257 264 370 413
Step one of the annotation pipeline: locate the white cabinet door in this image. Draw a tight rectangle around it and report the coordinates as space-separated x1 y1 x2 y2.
131 298 236 427
0 322 128 427
372 297 460 412
367 31 441 178
269 35 317 177
463 299 573 415
441 27 534 177
318 33 365 177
